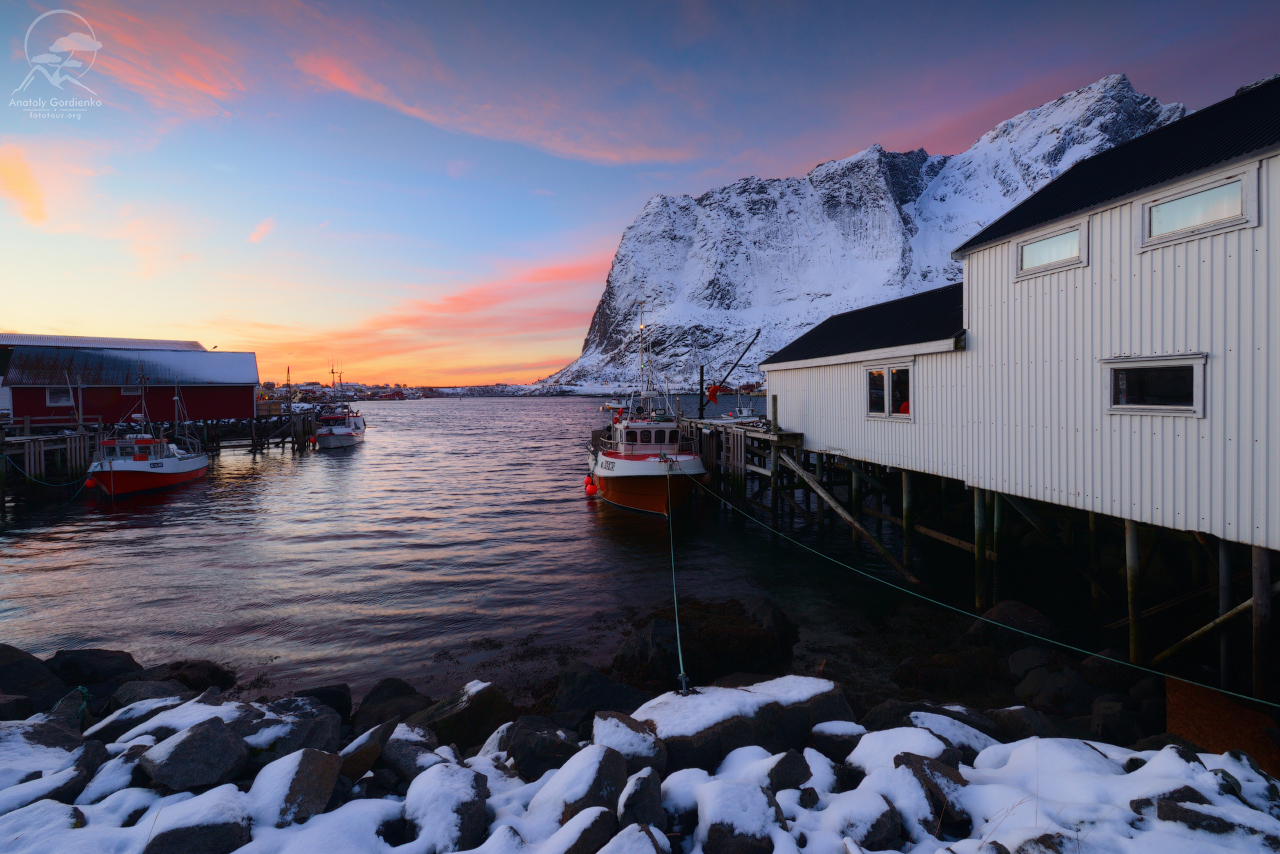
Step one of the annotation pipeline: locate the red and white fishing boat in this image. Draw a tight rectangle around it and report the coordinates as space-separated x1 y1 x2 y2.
85 434 208 496
85 387 208 497
585 313 706 515
315 403 366 449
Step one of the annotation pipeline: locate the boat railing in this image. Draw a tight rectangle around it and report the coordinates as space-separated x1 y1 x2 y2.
592 435 698 456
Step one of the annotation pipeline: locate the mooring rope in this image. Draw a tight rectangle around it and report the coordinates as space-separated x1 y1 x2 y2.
664 459 691 696
675 469 1280 713
2 457 87 488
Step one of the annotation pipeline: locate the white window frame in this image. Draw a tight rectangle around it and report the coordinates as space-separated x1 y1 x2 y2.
866 358 914 422
45 387 73 407
1013 218 1089 280
1134 163 1258 253
1100 353 1207 418
120 385 141 396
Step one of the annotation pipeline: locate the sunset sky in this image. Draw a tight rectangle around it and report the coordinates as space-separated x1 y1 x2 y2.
2 1 1275 386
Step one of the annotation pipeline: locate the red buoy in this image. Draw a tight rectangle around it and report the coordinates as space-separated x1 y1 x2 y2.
585 484 598 496
84 478 98 489
583 475 592 485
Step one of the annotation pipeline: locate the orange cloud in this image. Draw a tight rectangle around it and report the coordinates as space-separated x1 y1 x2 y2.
0 145 46 223
248 216 276 243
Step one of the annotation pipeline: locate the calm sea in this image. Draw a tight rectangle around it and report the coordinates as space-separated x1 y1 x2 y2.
0 398 910 700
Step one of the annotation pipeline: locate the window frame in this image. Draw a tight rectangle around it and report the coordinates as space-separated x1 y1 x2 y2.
1100 353 1207 418
1013 218 1089 280
865 359 914 422
120 386 141 396
45 387 74 407
1134 163 1258 253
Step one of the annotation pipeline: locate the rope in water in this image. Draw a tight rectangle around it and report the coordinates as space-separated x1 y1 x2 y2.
2 456 87 488
664 460 691 696
674 468 1280 713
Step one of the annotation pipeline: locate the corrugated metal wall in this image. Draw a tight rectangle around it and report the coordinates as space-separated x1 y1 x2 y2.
766 151 1278 550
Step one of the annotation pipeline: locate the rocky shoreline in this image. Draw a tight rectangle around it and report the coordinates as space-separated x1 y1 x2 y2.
2 597 1279 852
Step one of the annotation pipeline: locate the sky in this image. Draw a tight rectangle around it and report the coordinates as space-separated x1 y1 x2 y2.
1 1 1276 386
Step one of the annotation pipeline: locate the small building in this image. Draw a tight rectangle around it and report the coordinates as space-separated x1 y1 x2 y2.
0 334 259 430
762 75 1280 551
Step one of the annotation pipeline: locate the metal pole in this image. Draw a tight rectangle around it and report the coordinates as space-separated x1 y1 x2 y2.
1220 538 1231 690
698 366 705 420
1253 546 1272 700
1126 520 1141 664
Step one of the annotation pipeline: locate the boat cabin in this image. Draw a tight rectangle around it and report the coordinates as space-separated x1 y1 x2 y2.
98 435 178 460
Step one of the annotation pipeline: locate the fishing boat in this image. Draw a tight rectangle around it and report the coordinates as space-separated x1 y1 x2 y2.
586 313 706 515
85 388 208 497
315 403 366 449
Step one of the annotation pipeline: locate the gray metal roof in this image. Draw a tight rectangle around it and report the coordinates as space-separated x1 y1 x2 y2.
2 347 258 386
0 333 206 351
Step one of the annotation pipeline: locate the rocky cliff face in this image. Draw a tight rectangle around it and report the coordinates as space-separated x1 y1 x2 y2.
545 74 1184 388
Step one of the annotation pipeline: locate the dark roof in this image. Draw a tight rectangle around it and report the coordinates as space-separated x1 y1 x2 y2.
3 348 259 386
760 283 963 367
954 74 1280 256
0 334 205 350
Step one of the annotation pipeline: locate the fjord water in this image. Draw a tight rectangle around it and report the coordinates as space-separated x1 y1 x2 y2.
0 398 900 699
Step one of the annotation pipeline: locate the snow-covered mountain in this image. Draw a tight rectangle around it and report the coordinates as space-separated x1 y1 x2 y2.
545 74 1184 388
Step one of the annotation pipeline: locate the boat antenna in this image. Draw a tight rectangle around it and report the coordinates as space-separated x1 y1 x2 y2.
715 328 760 390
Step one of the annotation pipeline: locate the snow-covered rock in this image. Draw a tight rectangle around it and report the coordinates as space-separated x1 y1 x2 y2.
547 74 1184 386
405 761 493 853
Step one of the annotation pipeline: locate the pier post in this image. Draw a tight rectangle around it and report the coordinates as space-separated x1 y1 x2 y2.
698 367 705 420
1088 512 1103 611
1220 538 1232 689
1125 520 1142 664
902 470 913 569
991 491 1002 601
1253 546 1272 700
770 395 778 433
974 488 989 611
769 441 779 532
815 454 826 528
851 461 863 516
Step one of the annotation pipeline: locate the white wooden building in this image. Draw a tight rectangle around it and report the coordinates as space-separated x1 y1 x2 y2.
762 76 1280 552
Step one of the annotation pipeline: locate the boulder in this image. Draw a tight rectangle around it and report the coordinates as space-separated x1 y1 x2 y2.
139 717 249 792
46 689 94 730
555 661 655 715
1152 799 1245 835
1090 695 1146 746
339 718 398 781
294 683 352 722
377 723 442 783
893 752 971 838
85 696 188 744
894 648 1002 695
598 823 670 854
45 649 141 686
528 744 629 825
544 806 619 854
1078 650 1141 692
593 711 666 776
504 718 583 782
0 740 106 815
404 762 491 851
963 600 1054 650
248 748 342 828
1007 647 1054 681
1015 668 1096 716
698 780 784 854
618 766 666 831
0 644 67 711
129 660 236 692
112 680 194 709
984 706 1061 742
1130 733 1205 753
141 786 251 854
76 742 151 805
1129 784 1211 816
0 695 33 721
820 790 903 851
860 700 997 738
353 678 433 734
43 740 109 803
406 680 514 753
810 720 866 765
248 696 342 762
766 749 811 793
1130 675 1165 701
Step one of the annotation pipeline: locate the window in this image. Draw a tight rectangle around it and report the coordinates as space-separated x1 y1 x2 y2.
1102 353 1206 417
868 370 885 414
1137 166 1257 252
639 430 652 444
1021 229 1079 271
653 429 665 443
890 368 911 416
46 387 73 407
121 386 141 396
625 430 637 443
103 446 116 457
867 363 912 420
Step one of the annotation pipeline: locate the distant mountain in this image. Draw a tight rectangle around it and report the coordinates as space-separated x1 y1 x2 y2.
544 74 1184 388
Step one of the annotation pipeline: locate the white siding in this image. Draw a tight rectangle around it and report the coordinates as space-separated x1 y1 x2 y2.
766 148 1280 550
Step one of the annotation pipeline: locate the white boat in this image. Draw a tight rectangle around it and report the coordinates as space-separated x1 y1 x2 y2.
86 433 208 496
717 404 762 423
315 404 366 449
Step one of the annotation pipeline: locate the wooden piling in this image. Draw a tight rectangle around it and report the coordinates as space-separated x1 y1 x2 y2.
974 488 989 612
1126 519 1142 664
902 470 914 569
1220 538 1232 689
1088 512 1103 610
991 490 1002 602
1253 546 1272 700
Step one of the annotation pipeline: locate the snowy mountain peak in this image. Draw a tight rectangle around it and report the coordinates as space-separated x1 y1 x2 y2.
547 75 1184 388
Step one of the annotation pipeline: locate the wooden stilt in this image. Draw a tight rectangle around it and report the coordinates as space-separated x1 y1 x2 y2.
902 470 913 569
974 488 989 612
815 453 826 528
991 491 1002 602
1126 519 1142 664
1253 546 1272 701
1088 512 1103 611
851 461 863 516
1220 538 1231 690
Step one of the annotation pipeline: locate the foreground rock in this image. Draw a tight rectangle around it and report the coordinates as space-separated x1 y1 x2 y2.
139 717 249 792
248 748 341 828
353 678 433 733
0 644 67 712
406 680 514 753
404 761 490 850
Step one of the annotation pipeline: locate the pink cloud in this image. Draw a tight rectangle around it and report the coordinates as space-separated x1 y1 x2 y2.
248 216 276 243
0 145 46 224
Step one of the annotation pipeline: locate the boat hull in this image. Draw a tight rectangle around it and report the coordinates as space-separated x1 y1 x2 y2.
87 458 208 497
595 473 697 515
316 430 364 449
